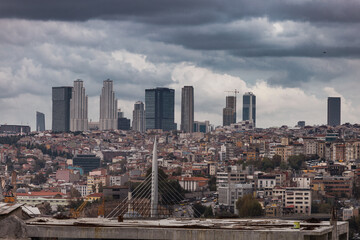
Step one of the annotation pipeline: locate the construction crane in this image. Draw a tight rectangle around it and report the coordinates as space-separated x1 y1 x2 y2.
0 171 17 203
70 200 89 218
224 89 239 97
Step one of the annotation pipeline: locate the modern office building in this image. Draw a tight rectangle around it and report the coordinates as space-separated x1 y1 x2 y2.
36 111 45 132
70 80 88 132
297 121 306 128
181 86 194 133
132 101 145 133
118 117 131 130
99 79 118 130
145 87 176 131
243 92 256 127
72 154 101 173
0 125 31 134
223 96 236 126
328 97 341 126
52 86 72 132
193 121 211 133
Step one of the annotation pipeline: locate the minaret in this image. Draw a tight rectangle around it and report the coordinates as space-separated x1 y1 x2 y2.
150 137 158 218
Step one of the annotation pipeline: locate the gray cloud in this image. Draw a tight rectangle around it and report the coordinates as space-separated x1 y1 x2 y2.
0 1 360 129
1 0 360 24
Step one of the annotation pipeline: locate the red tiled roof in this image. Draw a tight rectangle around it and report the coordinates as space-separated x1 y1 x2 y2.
88 193 103 198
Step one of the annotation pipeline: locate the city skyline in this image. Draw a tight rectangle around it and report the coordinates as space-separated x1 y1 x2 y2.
1 1 359 129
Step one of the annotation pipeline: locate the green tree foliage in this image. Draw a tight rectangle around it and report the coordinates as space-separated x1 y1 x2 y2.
70 187 82 198
348 216 360 239
0 135 23 145
258 155 283 171
31 173 47 185
192 203 206 218
34 159 46 171
132 168 185 204
57 205 65 212
208 176 217 191
353 181 360 199
288 154 306 170
68 198 84 209
172 167 182 176
236 194 263 218
204 206 214 218
311 202 332 214
272 155 282 167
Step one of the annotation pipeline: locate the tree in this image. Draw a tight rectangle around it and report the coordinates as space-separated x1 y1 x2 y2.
57 205 65 212
192 203 206 218
260 157 274 171
208 176 217 191
272 155 282 168
288 154 306 170
133 167 185 204
70 187 82 198
98 182 103 193
204 206 214 218
236 194 263 218
172 167 182 176
31 173 47 185
311 202 332 214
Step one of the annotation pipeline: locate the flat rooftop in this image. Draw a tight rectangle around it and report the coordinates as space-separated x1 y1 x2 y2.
26 218 345 231
25 218 349 240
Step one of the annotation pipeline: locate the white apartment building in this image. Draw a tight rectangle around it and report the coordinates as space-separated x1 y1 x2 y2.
217 171 246 187
284 188 311 215
74 184 88 197
218 183 253 207
110 175 129 186
258 176 276 189
292 177 311 188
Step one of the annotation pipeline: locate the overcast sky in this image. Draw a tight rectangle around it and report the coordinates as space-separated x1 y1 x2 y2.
0 0 359 130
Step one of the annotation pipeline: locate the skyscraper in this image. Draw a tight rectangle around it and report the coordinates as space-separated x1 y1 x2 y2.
70 80 88 132
99 79 118 130
36 111 45 132
181 86 194 133
223 95 236 126
243 92 256 127
145 87 176 131
52 86 72 132
327 97 341 126
132 101 145 132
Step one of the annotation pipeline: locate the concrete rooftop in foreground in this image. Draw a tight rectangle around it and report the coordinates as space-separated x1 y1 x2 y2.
26 218 349 240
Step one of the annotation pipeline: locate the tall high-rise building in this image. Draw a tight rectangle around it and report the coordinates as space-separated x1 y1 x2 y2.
181 86 194 133
36 111 45 132
328 97 341 126
52 86 72 132
70 80 88 132
132 101 145 133
99 79 118 130
145 87 176 131
243 92 256 127
223 96 236 126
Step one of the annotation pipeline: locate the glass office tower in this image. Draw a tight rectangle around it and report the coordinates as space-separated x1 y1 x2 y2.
145 87 175 131
242 92 256 127
327 97 341 126
52 86 72 132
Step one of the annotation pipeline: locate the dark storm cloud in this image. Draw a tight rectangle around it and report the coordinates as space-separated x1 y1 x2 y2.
1 0 360 24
